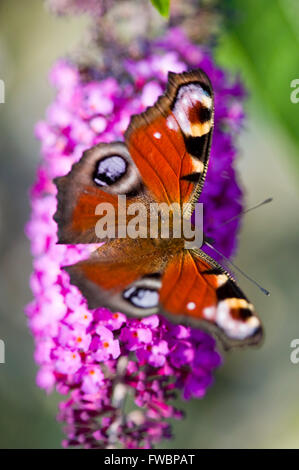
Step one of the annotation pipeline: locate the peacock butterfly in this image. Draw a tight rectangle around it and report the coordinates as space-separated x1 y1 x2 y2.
54 69 263 349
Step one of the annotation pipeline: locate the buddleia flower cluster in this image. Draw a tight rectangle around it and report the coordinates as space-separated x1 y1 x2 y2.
26 24 245 449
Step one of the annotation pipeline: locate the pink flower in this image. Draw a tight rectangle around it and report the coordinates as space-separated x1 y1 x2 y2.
94 326 120 361
81 366 105 394
136 340 169 367
120 324 153 351
58 323 92 352
55 348 82 375
93 309 126 331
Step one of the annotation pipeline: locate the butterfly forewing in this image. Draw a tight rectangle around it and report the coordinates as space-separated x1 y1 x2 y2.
54 142 151 243
125 69 214 216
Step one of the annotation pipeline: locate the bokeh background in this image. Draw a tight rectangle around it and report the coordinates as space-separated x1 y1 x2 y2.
0 0 299 448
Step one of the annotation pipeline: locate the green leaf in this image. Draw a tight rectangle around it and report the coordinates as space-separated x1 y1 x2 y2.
150 0 170 17
216 0 299 171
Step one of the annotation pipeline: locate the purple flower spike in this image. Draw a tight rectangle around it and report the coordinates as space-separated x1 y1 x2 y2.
26 28 246 449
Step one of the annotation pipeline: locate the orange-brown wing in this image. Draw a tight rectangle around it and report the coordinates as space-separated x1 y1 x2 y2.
64 237 167 316
125 69 214 217
54 142 151 243
159 249 263 349
54 69 213 244
64 239 262 348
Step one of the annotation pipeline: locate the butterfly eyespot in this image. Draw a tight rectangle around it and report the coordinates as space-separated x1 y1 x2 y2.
172 83 212 138
93 155 127 187
123 286 159 309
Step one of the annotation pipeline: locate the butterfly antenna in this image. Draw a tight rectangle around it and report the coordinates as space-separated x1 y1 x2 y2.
216 197 273 229
205 241 270 296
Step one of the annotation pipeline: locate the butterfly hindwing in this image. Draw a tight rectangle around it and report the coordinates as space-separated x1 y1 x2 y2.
64 237 166 316
64 242 262 348
159 249 263 348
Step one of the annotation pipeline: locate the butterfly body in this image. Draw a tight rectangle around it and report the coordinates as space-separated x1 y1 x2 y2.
54 69 263 349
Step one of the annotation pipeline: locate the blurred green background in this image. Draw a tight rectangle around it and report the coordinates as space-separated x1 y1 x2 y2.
0 0 299 448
